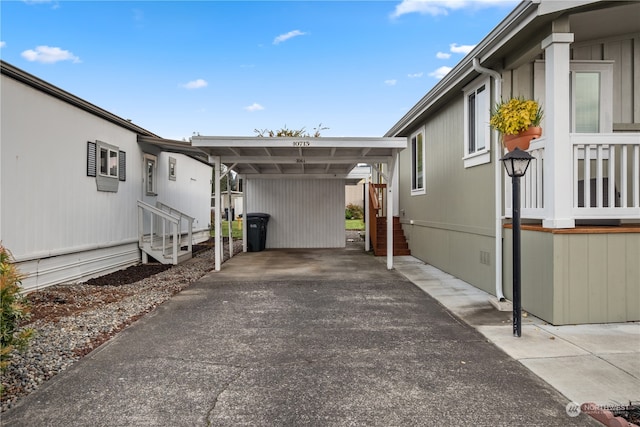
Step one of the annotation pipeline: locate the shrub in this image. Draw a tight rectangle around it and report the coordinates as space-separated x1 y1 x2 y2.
345 208 353 220
1 244 34 375
346 203 364 220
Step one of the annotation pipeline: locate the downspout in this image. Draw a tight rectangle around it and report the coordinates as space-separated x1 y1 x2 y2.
472 58 505 302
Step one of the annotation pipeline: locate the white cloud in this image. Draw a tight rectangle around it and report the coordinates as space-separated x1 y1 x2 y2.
429 66 452 79
0 41 6 48
408 72 423 78
384 79 397 86
450 43 475 54
391 0 516 18
436 51 451 59
273 30 307 45
181 79 208 89
245 103 264 112
21 45 80 64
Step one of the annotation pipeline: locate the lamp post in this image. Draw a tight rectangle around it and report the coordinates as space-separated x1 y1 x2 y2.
500 148 533 337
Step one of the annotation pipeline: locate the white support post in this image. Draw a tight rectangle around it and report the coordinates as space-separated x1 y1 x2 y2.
542 31 575 229
386 150 397 270
242 176 247 252
228 176 233 259
364 181 370 252
212 155 222 271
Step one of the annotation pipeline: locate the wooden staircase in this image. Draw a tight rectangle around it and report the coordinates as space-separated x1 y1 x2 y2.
368 183 411 256
374 216 411 256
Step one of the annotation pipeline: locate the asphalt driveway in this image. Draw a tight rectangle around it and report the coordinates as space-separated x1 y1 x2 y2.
2 247 598 426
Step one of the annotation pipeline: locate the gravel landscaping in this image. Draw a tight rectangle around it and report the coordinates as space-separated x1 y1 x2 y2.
1 239 242 412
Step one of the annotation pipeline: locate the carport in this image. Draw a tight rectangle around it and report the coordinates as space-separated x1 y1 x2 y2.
191 136 406 271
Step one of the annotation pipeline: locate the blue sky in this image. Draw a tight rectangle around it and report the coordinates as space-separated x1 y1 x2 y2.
1 0 518 139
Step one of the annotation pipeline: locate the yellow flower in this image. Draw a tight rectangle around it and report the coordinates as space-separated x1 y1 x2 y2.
490 97 543 136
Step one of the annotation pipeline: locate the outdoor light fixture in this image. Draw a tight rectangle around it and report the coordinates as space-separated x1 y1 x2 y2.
500 147 533 337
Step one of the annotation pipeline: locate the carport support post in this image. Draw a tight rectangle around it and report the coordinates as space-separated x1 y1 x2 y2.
386 151 397 270
364 181 370 252
212 155 222 271
241 176 247 252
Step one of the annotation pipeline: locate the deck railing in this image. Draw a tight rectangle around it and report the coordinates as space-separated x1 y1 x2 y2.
368 183 385 252
505 133 640 222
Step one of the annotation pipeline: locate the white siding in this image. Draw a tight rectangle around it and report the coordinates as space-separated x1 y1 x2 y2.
246 179 345 248
1 73 213 290
157 152 212 237
1 75 143 261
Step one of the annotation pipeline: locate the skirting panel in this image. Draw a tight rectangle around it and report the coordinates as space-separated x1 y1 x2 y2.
17 243 141 292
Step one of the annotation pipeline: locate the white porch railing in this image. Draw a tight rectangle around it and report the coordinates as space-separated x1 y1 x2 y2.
505 133 640 221
137 200 193 265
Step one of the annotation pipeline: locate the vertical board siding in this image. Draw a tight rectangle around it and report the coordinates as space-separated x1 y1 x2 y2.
246 179 345 248
398 96 497 294
504 229 640 325
573 34 638 125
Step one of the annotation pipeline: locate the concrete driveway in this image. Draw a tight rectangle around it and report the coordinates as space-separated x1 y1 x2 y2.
2 247 599 426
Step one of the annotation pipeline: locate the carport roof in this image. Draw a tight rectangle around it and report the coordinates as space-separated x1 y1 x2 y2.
191 136 406 182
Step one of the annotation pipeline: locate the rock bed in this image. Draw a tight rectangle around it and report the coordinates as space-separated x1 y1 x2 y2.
1 240 243 412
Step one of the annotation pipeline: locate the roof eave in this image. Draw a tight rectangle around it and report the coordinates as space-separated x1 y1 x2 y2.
384 0 539 138
1 60 160 138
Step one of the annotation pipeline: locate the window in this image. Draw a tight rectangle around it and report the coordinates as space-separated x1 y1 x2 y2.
463 77 491 168
87 140 125 192
100 147 119 178
144 154 157 195
570 61 613 133
411 128 425 195
168 157 177 181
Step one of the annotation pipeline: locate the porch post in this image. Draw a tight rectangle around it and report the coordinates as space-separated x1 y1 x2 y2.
542 30 575 229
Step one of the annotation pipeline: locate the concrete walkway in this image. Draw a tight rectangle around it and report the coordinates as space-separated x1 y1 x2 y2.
3 247 604 426
390 256 640 410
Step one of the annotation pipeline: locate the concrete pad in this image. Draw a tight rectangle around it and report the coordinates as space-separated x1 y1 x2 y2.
477 325 590 359
521 355 640 405
599 352 640 379
2 248 599 426
537 323 640 355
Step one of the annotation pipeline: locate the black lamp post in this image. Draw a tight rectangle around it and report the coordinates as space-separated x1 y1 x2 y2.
500 147 533 337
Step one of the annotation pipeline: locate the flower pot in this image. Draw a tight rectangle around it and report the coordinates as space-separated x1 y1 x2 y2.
503 126 542 152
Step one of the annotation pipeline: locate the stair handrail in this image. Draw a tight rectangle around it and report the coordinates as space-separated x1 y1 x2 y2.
137 200 182 264
156 201 194 252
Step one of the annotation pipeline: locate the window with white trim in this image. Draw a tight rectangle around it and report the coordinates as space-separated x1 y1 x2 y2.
144 154 157 195
463 77 491 168
410 128 426 195
570 61 613 133
168 157 177 181
100 146 119 178
87 140 125 192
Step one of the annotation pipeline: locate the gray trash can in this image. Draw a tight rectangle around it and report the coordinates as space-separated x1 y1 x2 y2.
246 213 270 252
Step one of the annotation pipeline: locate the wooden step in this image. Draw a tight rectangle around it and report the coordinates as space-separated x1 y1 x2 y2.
372 216 411 256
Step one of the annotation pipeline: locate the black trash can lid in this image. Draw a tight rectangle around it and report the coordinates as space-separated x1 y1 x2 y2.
247 213 270 219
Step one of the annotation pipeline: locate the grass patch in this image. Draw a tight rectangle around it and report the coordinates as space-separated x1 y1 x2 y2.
211 220 244 239
212 219 364 236
346 219 364 230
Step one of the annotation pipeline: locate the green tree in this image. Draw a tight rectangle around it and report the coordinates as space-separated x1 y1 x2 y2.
254 123 328 138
